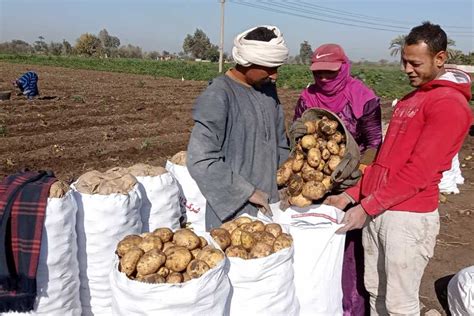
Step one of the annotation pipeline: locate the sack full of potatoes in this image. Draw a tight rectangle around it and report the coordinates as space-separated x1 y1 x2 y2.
109 228 231 315
280 108 361 207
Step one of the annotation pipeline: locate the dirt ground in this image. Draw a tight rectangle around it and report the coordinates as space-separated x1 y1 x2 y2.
1 63 473 314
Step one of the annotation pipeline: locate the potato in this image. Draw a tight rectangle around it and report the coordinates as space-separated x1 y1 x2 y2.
286 174 302 197
326 140 340 155
191 248 201 259
338 144 346 157
173 229 201 251
182 272 191 282
292 158 305 173
156 266 170 278
152 227 173 243
316 138 327 152
199 236 208 248
328 155 342 171
225 245 248 259
249 242 273 259
166 272 183 284
294 149 305 161
322 176 333 190
304 121 317 134
317 160 325 171
289 193 312 208
230 227 243 246
265 223 283 238
210 228 231 251
220 221 238 234
301 162 324 182
319 119 338 135
307 147 322 168
329 131 343 143
116 235 143 257
321 148 331 160
253 231 276 246
164 246 192 272
120 247 144 277
301 135 317 150
239 223 252 233
249 220 265 233
302 181 327 201
276 164 293 186
240 230 256 251
323 164 333 176
136 273 166 284
273 233 293 252
234 217 252 227
196 247 224 269
186 259 210 279
162 241 174 252
136 249 166 276
138 235 163 253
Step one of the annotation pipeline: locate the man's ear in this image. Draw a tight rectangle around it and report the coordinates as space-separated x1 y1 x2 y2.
435 50 447 68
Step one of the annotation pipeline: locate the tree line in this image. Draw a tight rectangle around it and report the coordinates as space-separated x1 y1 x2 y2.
0 28 472 65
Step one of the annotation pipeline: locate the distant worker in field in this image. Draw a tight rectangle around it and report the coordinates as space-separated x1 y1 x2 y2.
187 25 290 229
325 22 472 315
289 42 382 316
12 71 39 99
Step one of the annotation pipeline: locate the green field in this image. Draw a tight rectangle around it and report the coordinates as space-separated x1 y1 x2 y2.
1 54 471 102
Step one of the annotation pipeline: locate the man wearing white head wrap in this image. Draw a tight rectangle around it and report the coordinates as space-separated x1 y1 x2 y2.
187 26 290 229
232 25 289 68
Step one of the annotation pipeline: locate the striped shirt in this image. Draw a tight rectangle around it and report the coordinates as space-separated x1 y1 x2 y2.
16 71 39 99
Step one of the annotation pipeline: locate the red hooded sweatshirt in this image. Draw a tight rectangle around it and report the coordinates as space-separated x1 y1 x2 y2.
346 68 472 216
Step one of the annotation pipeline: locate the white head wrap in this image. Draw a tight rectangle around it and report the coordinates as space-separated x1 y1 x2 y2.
232 25 289 67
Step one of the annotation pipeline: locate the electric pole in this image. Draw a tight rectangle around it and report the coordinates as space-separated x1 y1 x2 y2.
218 0 225 73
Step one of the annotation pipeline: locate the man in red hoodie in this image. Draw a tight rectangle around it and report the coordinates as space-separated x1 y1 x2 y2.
325 22 472 315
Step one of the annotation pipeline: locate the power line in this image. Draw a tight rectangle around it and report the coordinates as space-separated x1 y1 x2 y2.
268 1 473 35
229 0 473 37
229 1 405 33
290 0 473 30
261 1 410 31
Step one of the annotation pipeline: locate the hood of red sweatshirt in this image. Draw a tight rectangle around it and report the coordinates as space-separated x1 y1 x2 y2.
420 68 472 102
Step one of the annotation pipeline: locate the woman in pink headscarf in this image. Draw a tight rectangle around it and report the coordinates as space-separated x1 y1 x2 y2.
290 44 382 316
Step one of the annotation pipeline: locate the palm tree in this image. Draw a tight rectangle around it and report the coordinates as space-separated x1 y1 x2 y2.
389 35 457 58
389 35 406 57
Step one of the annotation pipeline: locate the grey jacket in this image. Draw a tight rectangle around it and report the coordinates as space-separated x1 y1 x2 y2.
187 74 289 230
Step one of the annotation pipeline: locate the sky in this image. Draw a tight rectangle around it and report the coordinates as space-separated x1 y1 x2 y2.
0 0 473 61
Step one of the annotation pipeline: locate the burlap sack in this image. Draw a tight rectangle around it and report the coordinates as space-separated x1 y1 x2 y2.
49 180 70 198
169 151 187 166
75 170 137 195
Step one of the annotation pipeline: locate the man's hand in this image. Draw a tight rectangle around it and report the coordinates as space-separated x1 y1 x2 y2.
336 204 369 234
323 193 351 210
288 118 307 149
249 189 272 216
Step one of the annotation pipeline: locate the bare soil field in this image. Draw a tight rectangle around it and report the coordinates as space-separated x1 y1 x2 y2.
1 63 473 314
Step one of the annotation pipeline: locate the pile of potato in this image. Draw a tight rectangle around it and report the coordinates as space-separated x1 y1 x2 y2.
210 217 293 259
116 228 224 284
278 116 347 208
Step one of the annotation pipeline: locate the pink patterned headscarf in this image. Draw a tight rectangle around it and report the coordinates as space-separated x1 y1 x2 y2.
300 58 376 118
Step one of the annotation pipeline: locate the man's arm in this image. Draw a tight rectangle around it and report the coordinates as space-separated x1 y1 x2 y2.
187 86 255 222
276 104 290 166
361 98 471 216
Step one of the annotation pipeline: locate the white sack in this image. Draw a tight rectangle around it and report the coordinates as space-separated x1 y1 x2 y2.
448 265 474 316
439 154 464 194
